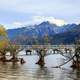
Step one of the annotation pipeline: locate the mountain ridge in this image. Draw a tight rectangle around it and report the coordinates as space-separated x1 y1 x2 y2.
7 21 80 45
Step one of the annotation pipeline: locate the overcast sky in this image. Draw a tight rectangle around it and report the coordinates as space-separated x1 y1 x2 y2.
0 0 80 29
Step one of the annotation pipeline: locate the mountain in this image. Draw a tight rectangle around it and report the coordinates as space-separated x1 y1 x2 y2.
7 21 55 39
7 21 80 45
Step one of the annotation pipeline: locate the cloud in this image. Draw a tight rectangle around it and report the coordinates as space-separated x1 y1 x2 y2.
32 16 67 26
13 22 22 26
0 0 80 15
74 18 80 24
0 0 80 29
6 16 67 29
49 18 68 26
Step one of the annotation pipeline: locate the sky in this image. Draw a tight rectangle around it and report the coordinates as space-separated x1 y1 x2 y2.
0 0 80 29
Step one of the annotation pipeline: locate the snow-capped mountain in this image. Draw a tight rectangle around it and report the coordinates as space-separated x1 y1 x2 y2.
7 21 80 45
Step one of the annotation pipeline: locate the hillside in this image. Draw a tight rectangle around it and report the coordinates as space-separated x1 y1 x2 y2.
7 21 80 45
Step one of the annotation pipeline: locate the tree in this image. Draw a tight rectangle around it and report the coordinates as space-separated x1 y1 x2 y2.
36 48 47 67
0 25 24 63
8 44 20 62
0 25 7 37
43 34 50 45
0 24 9 61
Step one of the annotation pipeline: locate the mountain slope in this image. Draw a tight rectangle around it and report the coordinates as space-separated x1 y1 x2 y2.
7 21 80 45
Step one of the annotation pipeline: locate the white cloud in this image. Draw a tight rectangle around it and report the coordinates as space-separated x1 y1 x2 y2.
49 18 68 26
0 0 80 15
5 16 68 29
13 22 22 26
32 16 67 26
0 0 80 29
75 19 80 24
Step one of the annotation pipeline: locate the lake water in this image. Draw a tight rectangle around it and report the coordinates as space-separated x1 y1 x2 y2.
0 50 80 80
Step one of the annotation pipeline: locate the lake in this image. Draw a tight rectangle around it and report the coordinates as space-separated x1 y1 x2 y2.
0 50 80 80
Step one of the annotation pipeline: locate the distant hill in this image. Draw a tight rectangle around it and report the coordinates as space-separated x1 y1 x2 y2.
7 21 80 45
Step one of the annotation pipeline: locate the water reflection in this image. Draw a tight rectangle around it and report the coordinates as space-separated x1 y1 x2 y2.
0 54 80 80
68 68 80 80
10 62 20 69
33 67 54 80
